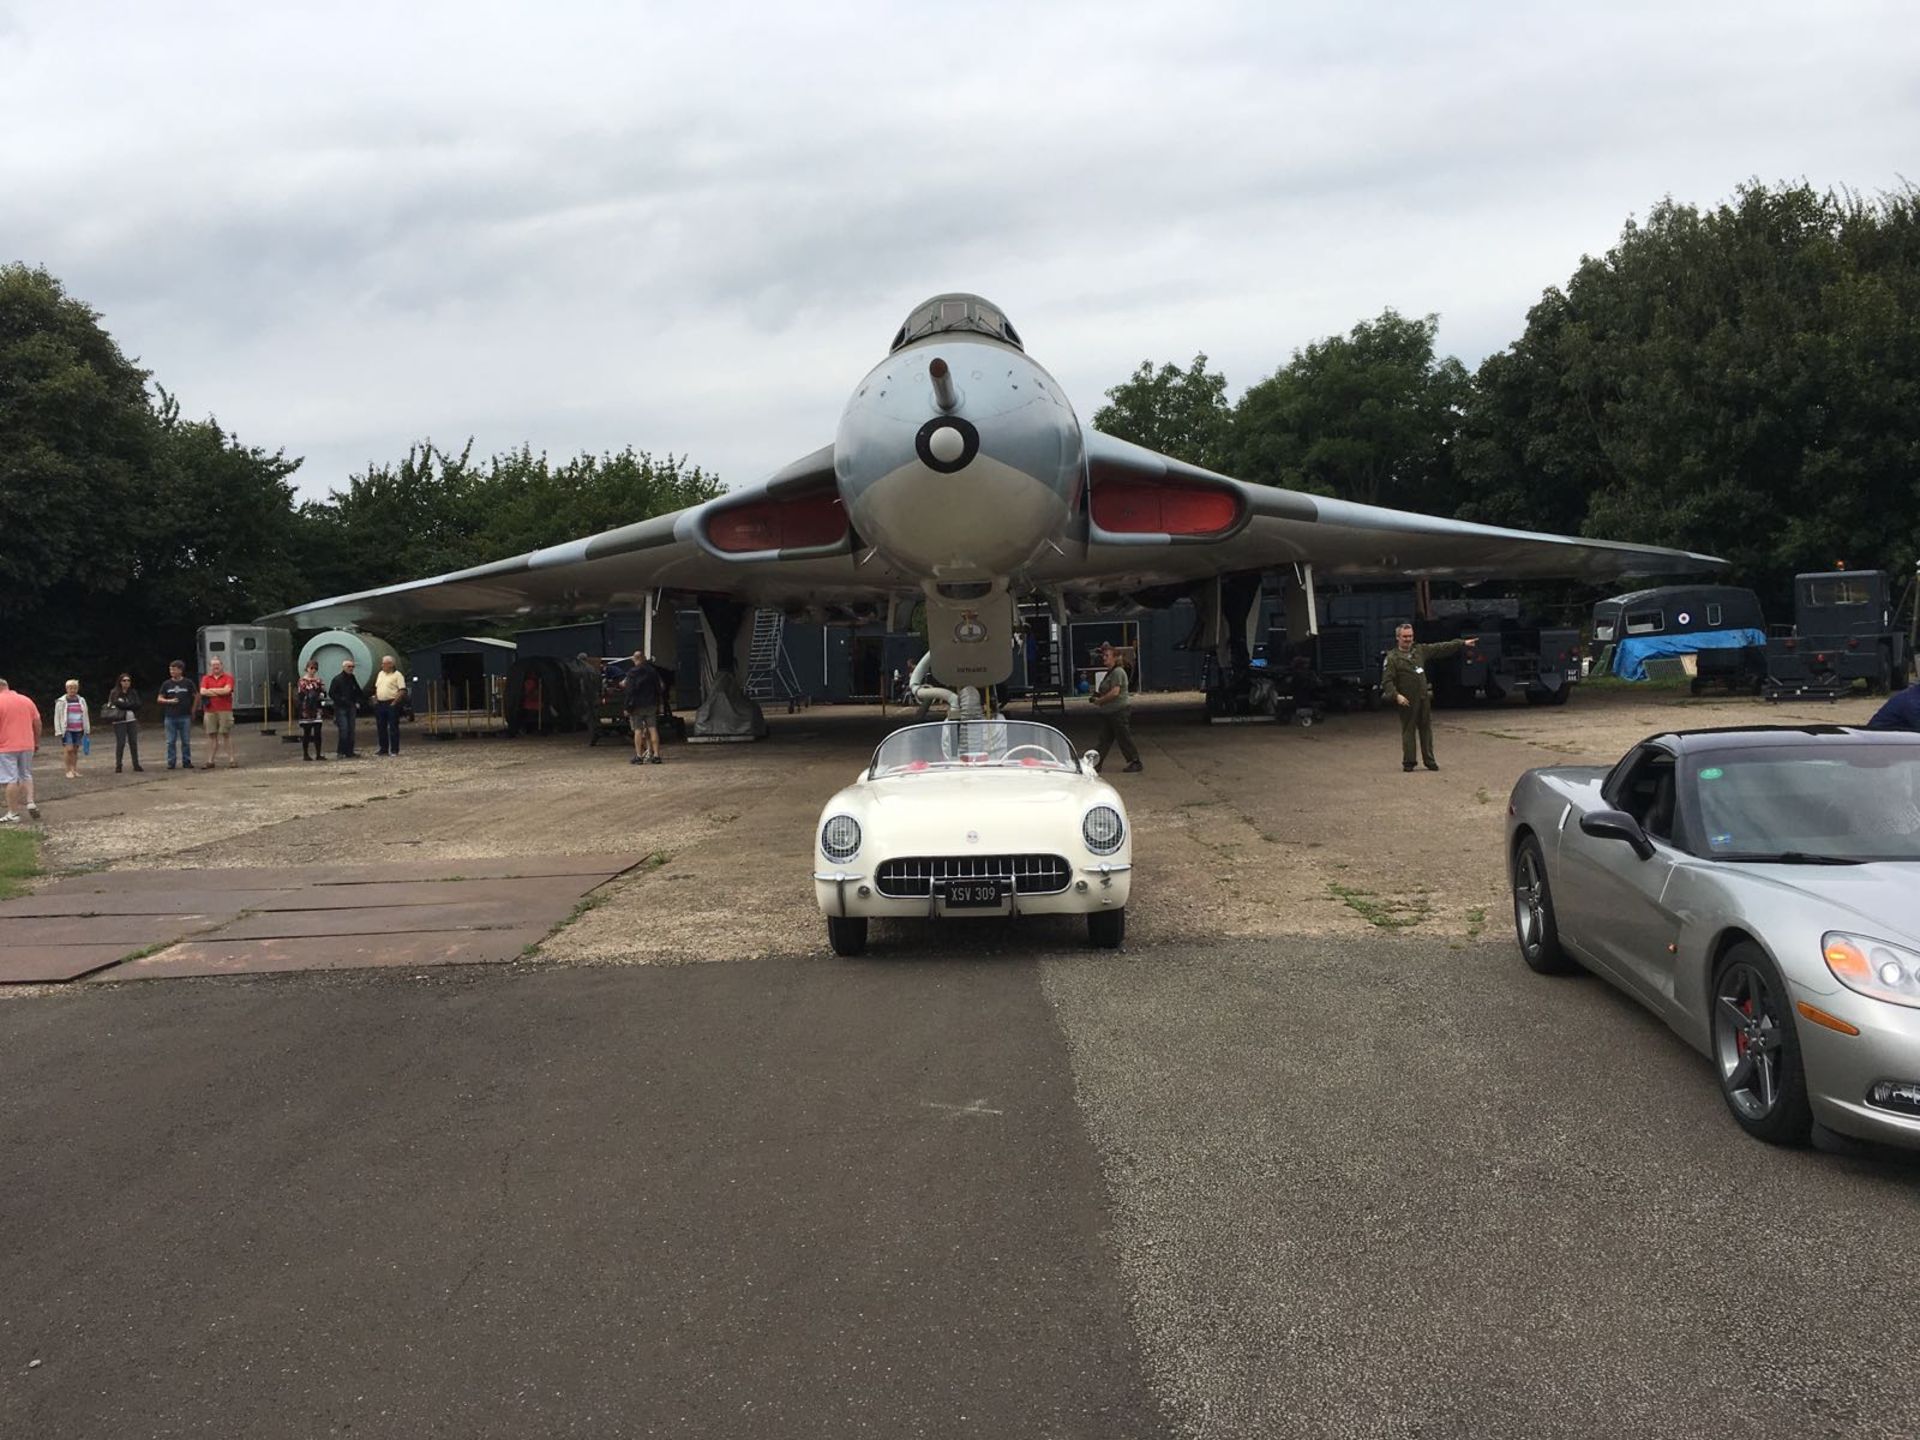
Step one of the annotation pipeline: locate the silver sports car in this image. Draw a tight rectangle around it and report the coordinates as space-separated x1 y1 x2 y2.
1506 725 1920 1150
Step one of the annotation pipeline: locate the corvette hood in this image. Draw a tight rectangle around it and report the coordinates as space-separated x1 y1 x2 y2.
1725 862 1920 948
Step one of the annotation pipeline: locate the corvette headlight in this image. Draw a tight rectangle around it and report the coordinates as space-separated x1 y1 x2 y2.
1083 805 1124 855
1823 931 1920 1009
821 814 861 863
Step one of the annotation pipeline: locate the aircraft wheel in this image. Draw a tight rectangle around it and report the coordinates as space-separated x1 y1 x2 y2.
827 915 868 957
1088 908 1126 949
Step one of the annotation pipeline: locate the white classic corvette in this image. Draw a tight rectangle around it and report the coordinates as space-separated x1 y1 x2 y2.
813 719 1133 955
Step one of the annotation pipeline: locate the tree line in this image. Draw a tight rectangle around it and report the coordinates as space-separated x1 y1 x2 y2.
1094 181 1920 616
0 261 720 702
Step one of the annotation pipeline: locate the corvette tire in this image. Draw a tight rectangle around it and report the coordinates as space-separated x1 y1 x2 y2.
1711 942 1813 1146
1512 835 1575 975
827 915 868 958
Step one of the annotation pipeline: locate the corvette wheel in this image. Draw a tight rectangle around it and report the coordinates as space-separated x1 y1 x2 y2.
1088 908 1125 949
1511 836 1574 974
1711 943 1812 1146
827 915 868 958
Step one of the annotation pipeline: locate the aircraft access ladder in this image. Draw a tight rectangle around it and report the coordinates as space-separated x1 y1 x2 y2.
745 610 807 710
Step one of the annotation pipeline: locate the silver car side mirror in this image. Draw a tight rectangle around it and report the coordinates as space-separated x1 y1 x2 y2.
1580 808 1656 861
1081 749 1102 775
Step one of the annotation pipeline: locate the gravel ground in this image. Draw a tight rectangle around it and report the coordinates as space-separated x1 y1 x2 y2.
12 687 1886 968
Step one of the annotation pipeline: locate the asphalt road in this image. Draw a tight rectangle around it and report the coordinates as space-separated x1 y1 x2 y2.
7 936 1920 1439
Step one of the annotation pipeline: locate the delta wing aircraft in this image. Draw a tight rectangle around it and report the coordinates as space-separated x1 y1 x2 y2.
273 293 1719 732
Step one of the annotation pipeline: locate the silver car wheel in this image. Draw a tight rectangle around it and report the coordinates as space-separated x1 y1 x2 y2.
1514 849 1546 957
1713 960 1786 1120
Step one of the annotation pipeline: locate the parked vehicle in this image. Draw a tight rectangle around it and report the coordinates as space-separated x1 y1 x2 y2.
1507 724 1920 1151
1263 586 1580 709
812 720 1131 954
1589 585 1768 682
1765 570 1912 700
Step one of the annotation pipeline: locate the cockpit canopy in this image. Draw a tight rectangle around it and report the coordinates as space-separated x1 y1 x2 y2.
890 293 1024 354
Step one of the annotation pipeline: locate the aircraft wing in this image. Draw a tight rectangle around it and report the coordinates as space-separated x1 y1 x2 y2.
1035 429 1722 597
268 428 1721 632
262 445 910 629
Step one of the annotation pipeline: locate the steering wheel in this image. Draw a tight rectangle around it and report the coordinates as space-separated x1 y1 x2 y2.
1000 744 1061 763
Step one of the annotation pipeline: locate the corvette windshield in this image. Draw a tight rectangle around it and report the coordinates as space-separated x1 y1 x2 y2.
870 720 1078 778
1693 746 1920 862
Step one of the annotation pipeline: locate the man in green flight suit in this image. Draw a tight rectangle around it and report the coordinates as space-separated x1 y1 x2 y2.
1379 623 1477 772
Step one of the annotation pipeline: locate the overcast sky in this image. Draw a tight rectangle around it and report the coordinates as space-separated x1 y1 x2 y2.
4 1 1915 500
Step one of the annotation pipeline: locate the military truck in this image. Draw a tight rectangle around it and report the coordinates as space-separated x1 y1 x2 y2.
1764 569 1913 700
1269 586 1582 707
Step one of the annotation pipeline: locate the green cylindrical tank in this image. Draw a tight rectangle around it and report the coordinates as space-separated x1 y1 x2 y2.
298 631 405 686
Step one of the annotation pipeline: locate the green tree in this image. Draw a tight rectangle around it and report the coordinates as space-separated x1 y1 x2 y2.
1091 354 1232 470
1458 182 1920 603
1226 310 1470 512
0 264 153 606
292 442 725 652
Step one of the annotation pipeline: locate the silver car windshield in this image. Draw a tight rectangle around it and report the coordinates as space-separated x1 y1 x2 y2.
870 720 1079 778
1693 747 1920 862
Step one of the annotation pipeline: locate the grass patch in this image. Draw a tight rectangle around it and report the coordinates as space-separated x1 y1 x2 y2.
1465 906 1487 940
1327 881 1432 931
1583 673 1692 695
1474 787 1491 805
0 828 43 899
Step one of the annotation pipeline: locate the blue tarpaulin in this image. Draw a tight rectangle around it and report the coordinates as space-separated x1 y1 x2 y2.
1611 628 1768 682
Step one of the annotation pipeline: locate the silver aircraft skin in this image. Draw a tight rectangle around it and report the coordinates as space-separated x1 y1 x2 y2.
1506 726 1920 1151
270 291 1723 691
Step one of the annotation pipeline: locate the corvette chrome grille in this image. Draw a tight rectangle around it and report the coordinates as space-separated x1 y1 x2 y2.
875 854 1072 898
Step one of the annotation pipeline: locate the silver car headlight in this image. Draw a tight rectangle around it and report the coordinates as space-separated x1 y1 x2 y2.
1823 931 1920 1009
1083 805 1125 856
821 814 861 863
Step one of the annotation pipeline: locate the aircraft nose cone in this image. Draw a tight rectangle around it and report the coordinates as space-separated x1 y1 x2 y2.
915 415 979 474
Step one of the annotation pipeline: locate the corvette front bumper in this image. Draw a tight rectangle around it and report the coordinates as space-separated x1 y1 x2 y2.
1791 979 1920 1152
813 863 1130 919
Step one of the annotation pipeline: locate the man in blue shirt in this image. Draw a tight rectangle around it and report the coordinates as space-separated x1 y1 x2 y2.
1867 678 1920 733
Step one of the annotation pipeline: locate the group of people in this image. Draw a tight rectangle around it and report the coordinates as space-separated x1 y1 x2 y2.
292 653 411 759
0 653 416 823
0 657 239 803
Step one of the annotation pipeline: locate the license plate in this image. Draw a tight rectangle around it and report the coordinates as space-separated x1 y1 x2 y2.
943 881 1005 908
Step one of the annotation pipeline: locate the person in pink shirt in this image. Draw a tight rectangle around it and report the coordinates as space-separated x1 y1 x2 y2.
0 678 43 823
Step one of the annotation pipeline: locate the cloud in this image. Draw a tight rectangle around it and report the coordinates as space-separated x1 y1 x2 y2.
3 0 1916 497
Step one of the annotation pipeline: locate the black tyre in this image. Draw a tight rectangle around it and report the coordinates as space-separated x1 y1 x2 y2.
1710 942 1813 1146
827 915 868 957
1088 908 1125 949
1511 835 1575 974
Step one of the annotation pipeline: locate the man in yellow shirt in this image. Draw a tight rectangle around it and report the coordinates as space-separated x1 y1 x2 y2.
371 655 409 757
